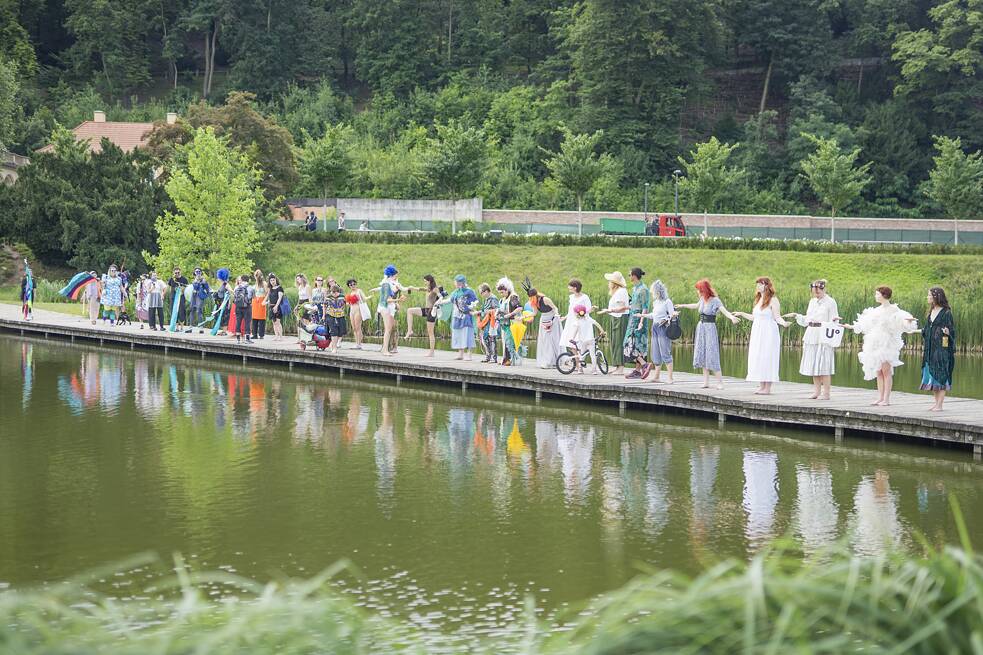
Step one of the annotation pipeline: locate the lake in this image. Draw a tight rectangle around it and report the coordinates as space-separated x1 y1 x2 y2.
1 337 981 642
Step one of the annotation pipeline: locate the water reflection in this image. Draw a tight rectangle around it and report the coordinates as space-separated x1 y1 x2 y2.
3 339 980 632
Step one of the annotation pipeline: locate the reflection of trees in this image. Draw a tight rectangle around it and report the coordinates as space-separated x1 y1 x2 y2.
742 451 779 552
793 463 839 556
850 470 904 556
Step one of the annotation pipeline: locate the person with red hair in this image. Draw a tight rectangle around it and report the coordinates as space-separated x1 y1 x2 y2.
733 277 790 395
675 278 740 389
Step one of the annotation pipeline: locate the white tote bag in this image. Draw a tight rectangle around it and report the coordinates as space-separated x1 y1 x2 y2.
817 322 845 348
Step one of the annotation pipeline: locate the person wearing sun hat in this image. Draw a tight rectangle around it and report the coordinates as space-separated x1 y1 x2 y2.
598 271 630 374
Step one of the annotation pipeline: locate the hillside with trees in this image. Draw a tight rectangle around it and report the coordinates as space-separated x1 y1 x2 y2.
1 0 982 225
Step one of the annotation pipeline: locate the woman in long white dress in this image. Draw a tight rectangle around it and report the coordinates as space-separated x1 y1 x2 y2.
784 279 839 400
524 281 563 368
841 286 918 406
559 278 593 348
733 277 789 395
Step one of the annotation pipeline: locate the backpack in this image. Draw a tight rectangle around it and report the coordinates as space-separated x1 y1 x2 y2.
233 285 250 309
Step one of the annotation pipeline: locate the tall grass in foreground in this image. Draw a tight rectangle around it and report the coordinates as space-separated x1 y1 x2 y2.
2 531 982 653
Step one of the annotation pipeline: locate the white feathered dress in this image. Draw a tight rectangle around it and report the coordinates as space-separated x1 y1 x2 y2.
852 303 918 380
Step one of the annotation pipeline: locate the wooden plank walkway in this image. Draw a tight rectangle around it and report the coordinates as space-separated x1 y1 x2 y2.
3 305 982 458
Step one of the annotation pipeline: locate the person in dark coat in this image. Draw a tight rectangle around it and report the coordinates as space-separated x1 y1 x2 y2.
168 266 190 328
919 286 956 412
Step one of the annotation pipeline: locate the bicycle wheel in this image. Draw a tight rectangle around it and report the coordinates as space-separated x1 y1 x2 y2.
556 352 576 375
595 350 609 375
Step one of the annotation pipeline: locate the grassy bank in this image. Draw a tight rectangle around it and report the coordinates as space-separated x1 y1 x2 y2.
2 538 981 653
261 242 983 349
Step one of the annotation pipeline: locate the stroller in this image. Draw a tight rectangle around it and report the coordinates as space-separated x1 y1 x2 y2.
297 304 330 351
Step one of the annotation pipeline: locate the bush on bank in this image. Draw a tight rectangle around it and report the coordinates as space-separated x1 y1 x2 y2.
1 537 981 654
275 228 983 256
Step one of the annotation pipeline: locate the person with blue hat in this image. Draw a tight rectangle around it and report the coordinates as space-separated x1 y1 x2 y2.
437 274 479 360
378 265 401 355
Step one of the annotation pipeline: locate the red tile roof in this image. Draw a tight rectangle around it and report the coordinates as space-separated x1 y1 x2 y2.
38 121 155 154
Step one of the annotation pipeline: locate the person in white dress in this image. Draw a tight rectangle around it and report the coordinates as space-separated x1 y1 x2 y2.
841 286 918 406
784 279 840 400
559 278 593 347
597 272 629 374
733 277 790 395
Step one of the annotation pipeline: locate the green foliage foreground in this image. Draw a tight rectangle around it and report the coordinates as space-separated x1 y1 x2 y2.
2 536 981 653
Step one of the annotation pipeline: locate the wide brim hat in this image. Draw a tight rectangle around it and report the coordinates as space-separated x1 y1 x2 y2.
604 271 627 288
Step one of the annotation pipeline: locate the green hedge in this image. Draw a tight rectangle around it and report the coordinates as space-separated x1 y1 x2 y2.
273 228 983 255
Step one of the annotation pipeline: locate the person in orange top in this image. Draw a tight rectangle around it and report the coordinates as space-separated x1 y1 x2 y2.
251 269 267 339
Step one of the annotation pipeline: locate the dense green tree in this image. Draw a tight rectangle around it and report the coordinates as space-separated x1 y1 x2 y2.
799 133 872 240
146 92 298 198
349 0 442 95
731 0 834 112
926 135 983 244
147 126 264 274
9 126 163 270
677 137 746 215
564 0 721 169
0 0 38 78
298 124 354 224
857 99 928 203
423 120 489 205
278 81 354 144
0 57 17 149
543 128 610 235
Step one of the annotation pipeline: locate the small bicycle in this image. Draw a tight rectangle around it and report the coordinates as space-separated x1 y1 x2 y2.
556 334 609 375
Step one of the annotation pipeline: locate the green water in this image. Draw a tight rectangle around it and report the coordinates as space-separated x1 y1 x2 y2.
1 337 981 638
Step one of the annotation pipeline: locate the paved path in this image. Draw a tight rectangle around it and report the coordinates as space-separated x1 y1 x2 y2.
3 305 981 457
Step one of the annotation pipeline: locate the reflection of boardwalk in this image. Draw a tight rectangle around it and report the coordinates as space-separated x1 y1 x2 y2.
4 305 983 457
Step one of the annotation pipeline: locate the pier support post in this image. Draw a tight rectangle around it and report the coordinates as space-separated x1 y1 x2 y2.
535 390 542 404
242 355 247 365
130 342 134 351
975 444 982 461
201 351 205 360
99 338 103 345
834 427 844 443
396 374 402 386
718 412 726 426
164 345 168 354
462 381 468 394
71 335 75 344
44 332 48 339
288 361 293 370
339 368 345 379
618 400 626 416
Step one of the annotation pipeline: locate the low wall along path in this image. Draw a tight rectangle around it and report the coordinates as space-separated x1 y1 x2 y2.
3 305 981 459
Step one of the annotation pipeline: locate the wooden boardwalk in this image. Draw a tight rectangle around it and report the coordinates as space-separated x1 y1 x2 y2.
3 305 982 458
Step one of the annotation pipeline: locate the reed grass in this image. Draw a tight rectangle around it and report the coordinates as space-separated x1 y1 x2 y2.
2 521 981 654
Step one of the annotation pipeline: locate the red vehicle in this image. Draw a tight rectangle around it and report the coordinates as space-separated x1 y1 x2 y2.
646 214 687 237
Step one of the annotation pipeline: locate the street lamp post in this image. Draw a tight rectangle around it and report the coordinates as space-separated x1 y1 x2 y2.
672 169 682 215
643 182 650 223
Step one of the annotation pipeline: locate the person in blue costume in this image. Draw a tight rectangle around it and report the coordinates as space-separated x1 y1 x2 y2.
437 274 478 361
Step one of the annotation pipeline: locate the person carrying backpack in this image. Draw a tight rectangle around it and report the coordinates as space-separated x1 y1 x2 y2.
233 275 253 343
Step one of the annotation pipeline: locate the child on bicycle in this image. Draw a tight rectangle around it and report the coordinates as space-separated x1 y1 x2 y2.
567 304 606 374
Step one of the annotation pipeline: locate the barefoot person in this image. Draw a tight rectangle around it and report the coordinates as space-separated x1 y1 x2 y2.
733 277 790 395
345 279 370 349
783 279 840 399
841 286 918 406
377 265 400 356
675 279 740 390
919 287 955 411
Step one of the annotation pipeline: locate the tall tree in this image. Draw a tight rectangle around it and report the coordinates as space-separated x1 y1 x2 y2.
146 92 298 199
0 57 17 150
731 0 834 112
564 0 721 166
423 120 488 229
0 0 38 77
543 127 610 236
349 0 442 95
926 135 983 245
798 133 872 241
147 126 265 274
298 124 353 227
10 126 163 269
677 137 746 214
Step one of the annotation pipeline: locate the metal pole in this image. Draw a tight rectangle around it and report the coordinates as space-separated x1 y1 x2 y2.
643 183 650 223
673 170 682 215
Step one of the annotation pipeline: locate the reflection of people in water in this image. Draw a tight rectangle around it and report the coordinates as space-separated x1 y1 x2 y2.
643 440 672 538
21 343 33 409
850 470 903 556
374 396 397 509
742 451 779 552
689 444 720 550
794 463 839 555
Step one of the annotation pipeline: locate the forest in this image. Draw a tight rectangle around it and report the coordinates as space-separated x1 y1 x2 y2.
1 0 982 227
